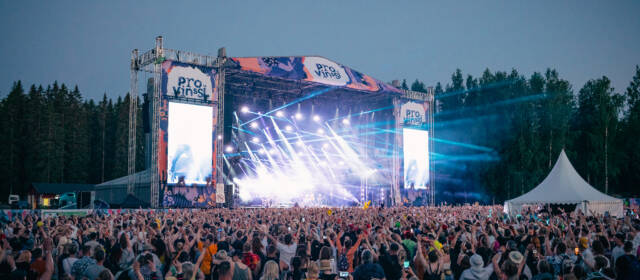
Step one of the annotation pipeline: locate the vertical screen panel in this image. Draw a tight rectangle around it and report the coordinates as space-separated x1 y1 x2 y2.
403 128 429 189
167 102 213 184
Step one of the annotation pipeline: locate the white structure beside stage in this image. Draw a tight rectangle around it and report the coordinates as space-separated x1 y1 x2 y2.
504 150 623 217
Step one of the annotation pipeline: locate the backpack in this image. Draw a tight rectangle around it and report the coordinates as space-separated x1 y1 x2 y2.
337 253 349 272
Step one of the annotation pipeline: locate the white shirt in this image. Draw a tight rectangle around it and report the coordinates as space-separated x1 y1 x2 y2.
62 256 78 276
612 246 625 265
277 242 297 267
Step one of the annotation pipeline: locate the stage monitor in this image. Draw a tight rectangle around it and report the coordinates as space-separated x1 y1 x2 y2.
167 102 213 185
403 128 429 189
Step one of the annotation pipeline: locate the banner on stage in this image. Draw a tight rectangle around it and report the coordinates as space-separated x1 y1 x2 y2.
230 56 402 94
162 60 217 102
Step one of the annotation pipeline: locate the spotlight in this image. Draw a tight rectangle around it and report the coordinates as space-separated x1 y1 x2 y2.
322 143 329 149
258 149 266 155
339 161 345 166
225 146 233 153
276 111 284 117
319 161 327 166
252 137 260 143
317 128 325 134
217 135 223 140
285 125 293 132
296 141 304 147
250 122 259 129
269 149 277 155
313 115 321 122
295 112 303 120
342 119 350 125
241 106 249 113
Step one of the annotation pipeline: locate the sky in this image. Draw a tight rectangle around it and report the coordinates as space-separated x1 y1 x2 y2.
1 1 639 100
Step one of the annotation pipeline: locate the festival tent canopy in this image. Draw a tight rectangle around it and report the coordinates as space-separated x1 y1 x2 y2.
504 150 623 217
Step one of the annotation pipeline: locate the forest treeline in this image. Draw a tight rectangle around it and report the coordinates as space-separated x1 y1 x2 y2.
0 66 639 202
0 82 146 198
403 66 640 202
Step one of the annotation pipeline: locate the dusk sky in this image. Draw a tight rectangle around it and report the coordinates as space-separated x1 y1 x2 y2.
1 1 639 100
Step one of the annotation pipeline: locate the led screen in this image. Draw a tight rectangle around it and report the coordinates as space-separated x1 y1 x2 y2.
167 102 213 184
403 128 429 189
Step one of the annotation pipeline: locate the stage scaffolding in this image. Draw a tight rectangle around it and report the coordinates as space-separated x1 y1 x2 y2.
127 36 435 207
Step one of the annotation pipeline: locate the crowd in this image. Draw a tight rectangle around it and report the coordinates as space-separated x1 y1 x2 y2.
0 205 639 280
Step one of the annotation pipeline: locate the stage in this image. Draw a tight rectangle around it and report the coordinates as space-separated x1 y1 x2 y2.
111 36 434 208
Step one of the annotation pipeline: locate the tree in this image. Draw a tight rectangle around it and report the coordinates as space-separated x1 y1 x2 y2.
572 77 623 193
410 79 427 93
401 79 408 90
618 66 640 195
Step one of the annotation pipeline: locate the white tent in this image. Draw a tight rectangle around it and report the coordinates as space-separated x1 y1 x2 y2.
504 150 623 217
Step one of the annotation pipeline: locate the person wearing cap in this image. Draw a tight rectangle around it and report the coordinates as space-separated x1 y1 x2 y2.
141 243 162 272
578 236 595 269
460 254 493 280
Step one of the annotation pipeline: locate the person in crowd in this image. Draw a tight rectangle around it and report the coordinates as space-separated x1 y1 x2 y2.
72 245 97 279
352 249 385 280
614 241 640 280
260 260 279 280
83 246 109 280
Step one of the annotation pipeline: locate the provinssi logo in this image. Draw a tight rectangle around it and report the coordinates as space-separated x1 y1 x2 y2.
401 102 426 126
166 65 213 100
303 57 349 86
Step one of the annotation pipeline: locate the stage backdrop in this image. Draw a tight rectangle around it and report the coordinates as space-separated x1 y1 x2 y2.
159 60 218 208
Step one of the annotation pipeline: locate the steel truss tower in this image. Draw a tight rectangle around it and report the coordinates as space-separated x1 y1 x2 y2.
128 36 225 208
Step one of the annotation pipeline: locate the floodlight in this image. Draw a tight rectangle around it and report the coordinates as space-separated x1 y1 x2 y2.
241 106 249 113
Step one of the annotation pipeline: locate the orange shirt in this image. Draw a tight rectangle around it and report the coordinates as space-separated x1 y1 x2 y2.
199 243 218 275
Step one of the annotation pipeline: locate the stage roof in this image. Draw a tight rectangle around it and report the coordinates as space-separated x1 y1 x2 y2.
224 56 401 102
